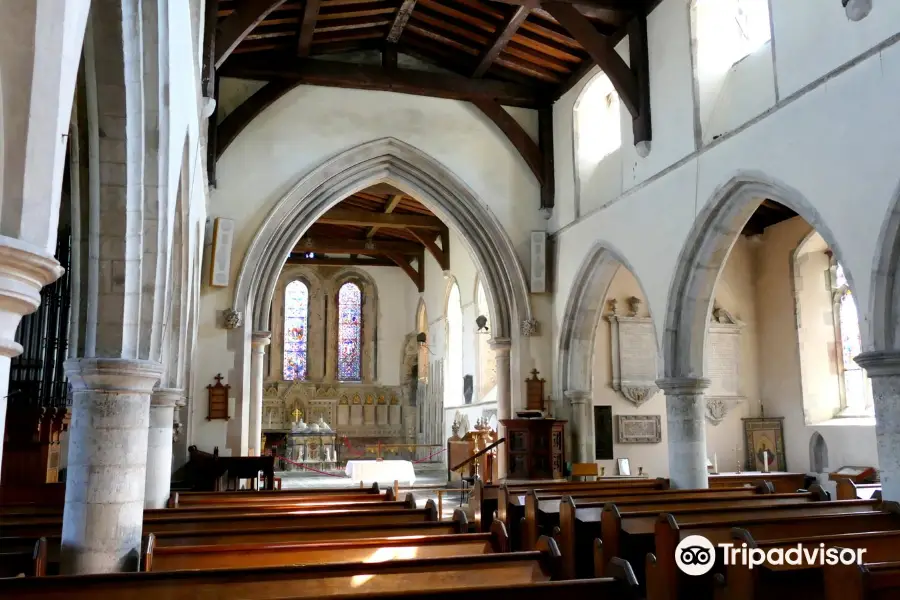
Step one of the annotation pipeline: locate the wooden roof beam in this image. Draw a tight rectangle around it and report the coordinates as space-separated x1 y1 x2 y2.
386 251 425 292
286 255 397 267
319 208 444 229
387 0 418 43
216 0 289 68
472 5 532 78
298 0 323 56
367 194 403 239
217 80 297 159
219 56 549 108
543 3 651 145
490 0 636 11
295 238 425 255
409 228 449 271
471 98 543 185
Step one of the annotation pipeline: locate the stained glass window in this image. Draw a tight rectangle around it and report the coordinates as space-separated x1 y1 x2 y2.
337 282 362 381
283 280 309 380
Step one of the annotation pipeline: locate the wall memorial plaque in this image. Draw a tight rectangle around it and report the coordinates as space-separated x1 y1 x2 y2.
616 415 661 443
608 301 659 406
705 306 745 425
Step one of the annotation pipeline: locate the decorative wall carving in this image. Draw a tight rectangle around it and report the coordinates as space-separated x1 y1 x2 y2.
607 310 659 407
705 305 745 425
222 308 242 329
521 318 539 336
616 415 662 443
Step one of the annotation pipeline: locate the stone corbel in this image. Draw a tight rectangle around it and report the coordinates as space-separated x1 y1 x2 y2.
222 308 242 329
521 318 538 337
705 395 744 426
621 384 658 407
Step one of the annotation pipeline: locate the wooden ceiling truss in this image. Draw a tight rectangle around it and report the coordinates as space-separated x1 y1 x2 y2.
208 0 658 207
290 187 446 292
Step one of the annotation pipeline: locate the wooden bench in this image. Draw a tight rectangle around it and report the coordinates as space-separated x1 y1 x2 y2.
836 480 883 501
0 536 46 577
647 508 900 600
0 499 439 538
472 477 668 531
517 486 764 551
560 494 873 580
823 560 900 600
720 529 900 600
3 509 467 575
168 482 385 507
708 472 809 493
0 537 572 599
143 520 510 572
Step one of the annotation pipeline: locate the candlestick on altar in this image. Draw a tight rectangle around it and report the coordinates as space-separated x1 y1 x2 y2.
762 450 770 473
713 453 718 474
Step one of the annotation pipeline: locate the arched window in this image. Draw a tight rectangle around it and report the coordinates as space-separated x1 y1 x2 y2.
337 281 363 381
475 281 496 401
832 263 873 415
576 75 620 166
445 282 463 407
283 280 310 380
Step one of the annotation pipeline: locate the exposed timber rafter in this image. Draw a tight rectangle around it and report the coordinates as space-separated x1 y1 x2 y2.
319 208 444 230
386 251 425 292
286 255 396 267
366 194 403 239
387 0 418 43
471 98 543 185
543 2 652 145
539 107 554 210
217 80 296 159
472 5 532 78
218 56 548 108
297 0 323 57
295 238 424 255
216 0 289 69
409 228 450 271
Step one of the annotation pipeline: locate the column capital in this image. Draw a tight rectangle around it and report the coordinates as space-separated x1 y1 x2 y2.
656 377 711 395
855 351 900 377
151 387 183 408
489 337 512 353
65 358 163 393
251 331 272 349
564 389 592 404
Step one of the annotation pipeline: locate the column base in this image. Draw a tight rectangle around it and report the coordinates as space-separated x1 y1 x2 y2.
145 388 181 509
61 358 163 574
564 390 592 464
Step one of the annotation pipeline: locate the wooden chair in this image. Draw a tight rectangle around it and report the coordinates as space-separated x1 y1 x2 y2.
571 463 599 481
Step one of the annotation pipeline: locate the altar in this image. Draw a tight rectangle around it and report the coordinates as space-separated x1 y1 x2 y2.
345 460 416 485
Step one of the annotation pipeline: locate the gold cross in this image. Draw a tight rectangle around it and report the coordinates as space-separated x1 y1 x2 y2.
292 409 302 422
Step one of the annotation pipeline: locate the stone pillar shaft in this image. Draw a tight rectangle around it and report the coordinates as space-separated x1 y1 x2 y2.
61 358 162 574
490 338 511 479
565 390 592 463
249 332 271 456
658 377 710 489
144 388 181 509
856 352 900 501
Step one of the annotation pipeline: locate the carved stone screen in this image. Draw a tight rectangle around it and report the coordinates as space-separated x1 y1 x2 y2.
594 405 613 460
608 316 658 406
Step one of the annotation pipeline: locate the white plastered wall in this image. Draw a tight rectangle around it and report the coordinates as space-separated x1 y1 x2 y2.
553 0 900 474
193 87 550 454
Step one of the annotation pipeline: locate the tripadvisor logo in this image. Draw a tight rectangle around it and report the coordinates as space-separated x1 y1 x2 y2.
675 534 867 576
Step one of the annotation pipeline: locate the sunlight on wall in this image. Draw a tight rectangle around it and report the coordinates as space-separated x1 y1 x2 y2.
445 282 463 407
575 74 621 167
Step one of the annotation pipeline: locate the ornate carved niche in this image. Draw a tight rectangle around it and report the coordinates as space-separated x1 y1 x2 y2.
705 306 745 425
607 298 659 407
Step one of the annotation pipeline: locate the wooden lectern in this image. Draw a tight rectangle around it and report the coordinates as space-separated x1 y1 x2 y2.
500 418 566 480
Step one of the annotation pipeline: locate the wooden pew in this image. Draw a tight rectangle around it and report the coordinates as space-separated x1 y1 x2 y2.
0 499 439 538
3 509 466 575
143 520 510 572
721 529 900 600
0 537 571 599
836 480 883 501
647 508 900 600
560 493 874 580
0 536 46 577
472 477 668 531
517 486 764 551
168 482 385 507
708 472 809 493
823 560 900 600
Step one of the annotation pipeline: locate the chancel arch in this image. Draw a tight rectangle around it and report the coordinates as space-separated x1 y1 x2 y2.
557 242 659 464
662 173 856 489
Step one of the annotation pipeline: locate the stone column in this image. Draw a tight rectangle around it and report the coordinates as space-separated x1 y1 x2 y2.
489 338 512 478
0 238 65 477
657 377 710 489
144 388 181 509
61 358 163 574
856 351 900 501
565 390 592 463
249 332 271 456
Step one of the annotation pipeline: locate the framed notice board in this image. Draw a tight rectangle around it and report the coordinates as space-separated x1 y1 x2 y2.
594 405 613 460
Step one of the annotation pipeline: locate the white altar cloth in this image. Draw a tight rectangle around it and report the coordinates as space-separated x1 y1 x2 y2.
345 460 416 485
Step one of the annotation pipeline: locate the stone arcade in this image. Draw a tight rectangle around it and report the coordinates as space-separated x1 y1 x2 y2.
2 0 900 580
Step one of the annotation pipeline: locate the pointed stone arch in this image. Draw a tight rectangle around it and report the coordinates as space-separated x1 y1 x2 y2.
556 240 658 462
809 431 829 473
